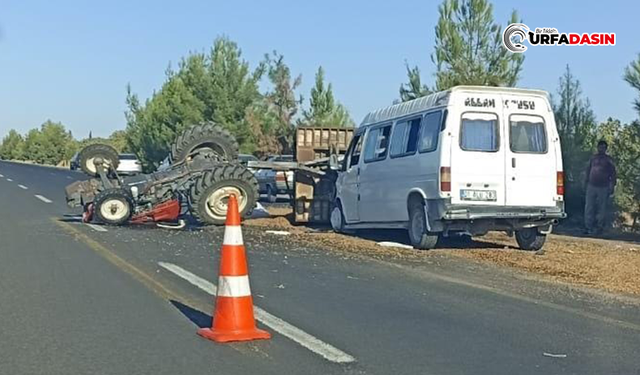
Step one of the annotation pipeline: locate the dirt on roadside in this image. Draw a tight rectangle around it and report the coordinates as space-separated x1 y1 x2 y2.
244 206 640 296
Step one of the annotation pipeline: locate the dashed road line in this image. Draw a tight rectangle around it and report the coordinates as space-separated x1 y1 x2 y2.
34 195 52 203
158 262 356 364
0 174 4 177
6 178 13 182
18 184 28 190
86 223 108 232
67 176 73 180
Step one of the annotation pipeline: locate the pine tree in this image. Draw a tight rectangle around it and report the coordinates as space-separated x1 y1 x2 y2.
552 65 597 214
0 130 25 160
624 54 640 115
399 63 431 102
301 67 353 128
125 36 264 166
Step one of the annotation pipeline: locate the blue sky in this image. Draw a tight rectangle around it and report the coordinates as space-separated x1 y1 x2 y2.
1 0 638 139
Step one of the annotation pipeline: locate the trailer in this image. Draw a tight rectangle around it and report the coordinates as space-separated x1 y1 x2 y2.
249 127 354 224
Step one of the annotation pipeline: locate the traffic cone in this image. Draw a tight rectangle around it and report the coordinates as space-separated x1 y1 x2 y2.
197 194 271 343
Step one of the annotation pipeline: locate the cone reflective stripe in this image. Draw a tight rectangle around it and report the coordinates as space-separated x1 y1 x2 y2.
198 194 271 343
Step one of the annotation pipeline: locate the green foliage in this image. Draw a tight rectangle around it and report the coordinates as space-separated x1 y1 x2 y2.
625 54 640 115
108 130 130 153
0 130 25 160
595 119 640 225
399 63 431 102
432 0 524 91
300 67 354 128
245 51 302 157
552 65 597 214
18 121 75 165
125 36 263 167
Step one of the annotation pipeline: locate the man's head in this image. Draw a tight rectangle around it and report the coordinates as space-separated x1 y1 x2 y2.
597 140 608 155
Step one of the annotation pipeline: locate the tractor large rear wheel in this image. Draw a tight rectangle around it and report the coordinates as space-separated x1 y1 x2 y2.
189 164 258 225
78 144 119 177
170 122 238 164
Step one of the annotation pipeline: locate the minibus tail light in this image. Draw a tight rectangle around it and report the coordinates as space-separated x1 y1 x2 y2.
557 171 564 196
440 167 451 192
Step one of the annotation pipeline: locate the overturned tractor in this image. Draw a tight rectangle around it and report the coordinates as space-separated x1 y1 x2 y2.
65 122 258 226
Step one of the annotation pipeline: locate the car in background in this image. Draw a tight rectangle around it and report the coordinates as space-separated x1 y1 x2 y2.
69 152 80 170
117 153 143 175
238 154 259 172
255 155 294 203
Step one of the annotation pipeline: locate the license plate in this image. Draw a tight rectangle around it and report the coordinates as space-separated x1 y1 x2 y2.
460 189 497 202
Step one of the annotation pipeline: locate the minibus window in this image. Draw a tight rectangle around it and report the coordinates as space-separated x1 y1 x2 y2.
347 135 363 168
419 111 442 153
510 116 547 153
364 124 392 162
460 115 499 152
390 118 421 157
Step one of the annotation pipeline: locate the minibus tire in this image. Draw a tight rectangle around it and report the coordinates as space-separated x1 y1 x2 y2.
330 202 346 233
408 201 439 250
515 228 547 251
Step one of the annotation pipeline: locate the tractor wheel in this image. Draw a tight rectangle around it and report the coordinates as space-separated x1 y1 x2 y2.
189 164 258 225
78 144 120 177
170 122 239 164
94 188 133 225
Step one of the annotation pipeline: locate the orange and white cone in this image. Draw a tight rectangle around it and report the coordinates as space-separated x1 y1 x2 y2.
197 194 271 343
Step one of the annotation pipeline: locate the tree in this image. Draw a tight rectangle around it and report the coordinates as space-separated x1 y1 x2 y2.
300 67 354 128
244 51 303 156
126 36 264 167
20 121 74 165
0 130 25 160
552 66 597 215
595 119 640 228
399 62 431 102
108 130 129 153
432 0 524 91
624 54 640 115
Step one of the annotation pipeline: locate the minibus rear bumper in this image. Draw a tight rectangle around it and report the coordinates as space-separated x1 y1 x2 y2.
442 201 566 221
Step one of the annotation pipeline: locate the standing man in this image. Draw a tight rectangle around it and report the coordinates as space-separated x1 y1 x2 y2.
584 140 617 234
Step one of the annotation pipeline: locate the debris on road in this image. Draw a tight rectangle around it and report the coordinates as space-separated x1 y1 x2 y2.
265 230 291 236
377 241 413 249
543 352 568 358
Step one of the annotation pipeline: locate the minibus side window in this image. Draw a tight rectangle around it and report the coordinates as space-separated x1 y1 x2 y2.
364 124 392 163
419 111 442 153
390 118 421 158
460 114 499 152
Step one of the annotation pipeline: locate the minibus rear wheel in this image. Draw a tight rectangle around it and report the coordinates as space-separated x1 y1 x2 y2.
408 200 439 250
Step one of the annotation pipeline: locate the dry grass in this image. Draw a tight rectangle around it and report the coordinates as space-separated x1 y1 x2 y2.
244 206 640 296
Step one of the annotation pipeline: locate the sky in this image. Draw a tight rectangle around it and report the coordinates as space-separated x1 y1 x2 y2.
0 0 638 139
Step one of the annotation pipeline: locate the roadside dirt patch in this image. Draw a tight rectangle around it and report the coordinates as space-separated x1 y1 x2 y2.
244 206 640 296
451 232 640 296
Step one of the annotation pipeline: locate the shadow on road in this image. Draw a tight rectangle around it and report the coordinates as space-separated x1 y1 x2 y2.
170 300 212 329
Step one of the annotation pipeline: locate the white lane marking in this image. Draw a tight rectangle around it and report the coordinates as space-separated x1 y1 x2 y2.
6 178 13 182
0 174 4 177
218 275 252 297
35 195 52 203
67 176 73 180
158 262 356 364
18 184 28 190
223 225 244 245
86 223 108 232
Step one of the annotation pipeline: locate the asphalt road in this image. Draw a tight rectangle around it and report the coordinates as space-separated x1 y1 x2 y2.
1 160 640 375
